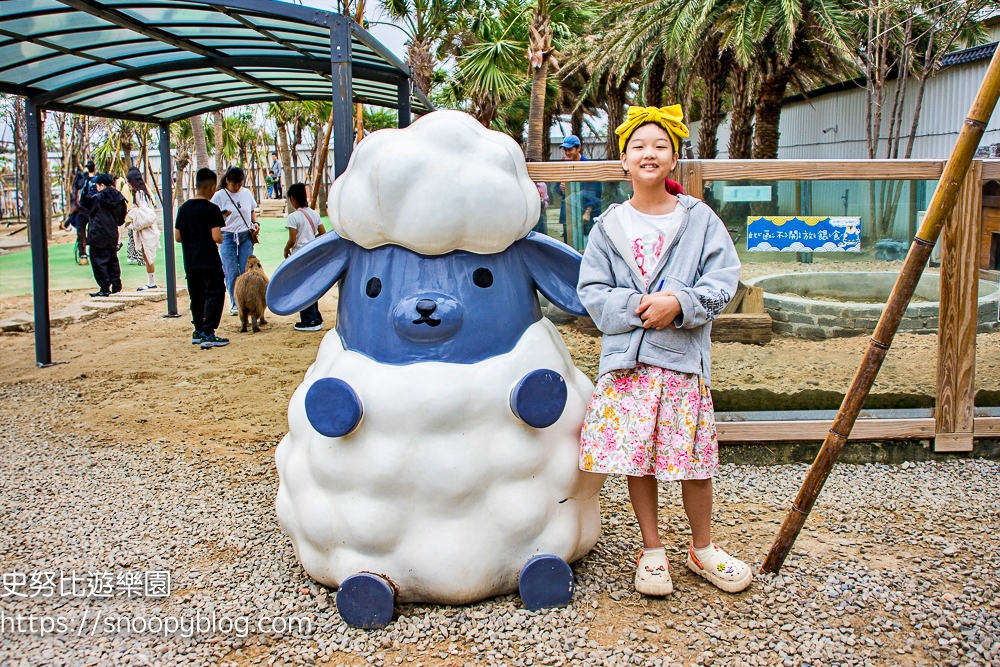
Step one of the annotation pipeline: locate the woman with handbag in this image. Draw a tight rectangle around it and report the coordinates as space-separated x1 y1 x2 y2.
211 166 259 316
125 167 161 290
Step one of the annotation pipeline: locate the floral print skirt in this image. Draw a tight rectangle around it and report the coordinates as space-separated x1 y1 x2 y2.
579 363 718 481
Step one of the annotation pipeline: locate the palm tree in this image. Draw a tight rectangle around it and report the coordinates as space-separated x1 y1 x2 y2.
382 0 470 97
190 115 210 170
447 1 528 127
213 110 226 177
524 0 595 161
169 118 193 207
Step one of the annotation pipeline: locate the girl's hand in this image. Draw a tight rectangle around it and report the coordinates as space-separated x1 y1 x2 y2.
636 292 681 330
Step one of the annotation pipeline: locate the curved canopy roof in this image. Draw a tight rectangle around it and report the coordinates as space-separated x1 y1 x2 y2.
0 0 433 123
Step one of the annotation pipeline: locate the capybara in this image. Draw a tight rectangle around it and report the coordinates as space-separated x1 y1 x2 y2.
235 255 269 333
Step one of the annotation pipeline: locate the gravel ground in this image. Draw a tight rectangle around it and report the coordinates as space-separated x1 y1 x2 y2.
3 381 1000 667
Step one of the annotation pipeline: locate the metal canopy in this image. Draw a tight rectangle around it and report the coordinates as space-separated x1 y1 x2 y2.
0 0 433 122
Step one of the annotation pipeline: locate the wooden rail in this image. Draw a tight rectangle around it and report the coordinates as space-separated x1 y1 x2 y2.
527 158 1000 450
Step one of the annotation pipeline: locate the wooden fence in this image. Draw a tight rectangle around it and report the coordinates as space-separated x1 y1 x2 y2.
525 159 1000 451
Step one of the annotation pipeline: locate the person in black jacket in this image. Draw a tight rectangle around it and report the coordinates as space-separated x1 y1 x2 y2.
86 174 127 297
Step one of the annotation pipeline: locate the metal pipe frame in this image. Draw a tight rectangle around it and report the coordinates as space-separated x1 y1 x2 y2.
330 17 353 179
158 123 179 318
397 76 411 129
25 99 52 367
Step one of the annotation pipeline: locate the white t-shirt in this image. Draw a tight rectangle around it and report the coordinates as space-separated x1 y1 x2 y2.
211 187 258 233
619 200 683 284
285 207 321 253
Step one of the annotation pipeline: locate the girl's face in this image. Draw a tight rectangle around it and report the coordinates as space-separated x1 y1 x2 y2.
227 180 243 193
621 123 677 187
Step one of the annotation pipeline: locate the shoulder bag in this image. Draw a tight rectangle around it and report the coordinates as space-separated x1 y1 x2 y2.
224 189 259 245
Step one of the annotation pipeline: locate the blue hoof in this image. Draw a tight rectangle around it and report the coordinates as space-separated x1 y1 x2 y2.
510 369 567 428
519 554 574 611
336 573 395 629
305 378 363 437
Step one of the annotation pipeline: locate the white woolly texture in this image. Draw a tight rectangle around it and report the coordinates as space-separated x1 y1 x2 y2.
275 320 605 605
328 109 541 255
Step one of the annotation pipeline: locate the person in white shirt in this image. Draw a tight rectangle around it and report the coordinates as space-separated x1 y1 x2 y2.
282 182 327 331
211 166 259 316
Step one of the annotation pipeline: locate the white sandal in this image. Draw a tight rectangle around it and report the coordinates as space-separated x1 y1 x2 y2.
686 543 753 593
634 548 673 596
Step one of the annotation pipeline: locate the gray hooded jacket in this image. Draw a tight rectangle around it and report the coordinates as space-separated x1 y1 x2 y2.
576 194 740 384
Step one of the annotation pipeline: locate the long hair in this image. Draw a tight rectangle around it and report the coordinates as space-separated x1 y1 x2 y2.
125 167 152 202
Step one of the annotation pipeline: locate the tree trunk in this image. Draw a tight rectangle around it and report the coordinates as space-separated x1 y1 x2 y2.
408 37 435 98
644 53 666 107
728 63 755 159
173 150 189 209
40 110 52 239
524 12 552 162
212 110 225 182
13 100 27 222
191 115 209 170
604 79 627 160
696 40 729 159
751 62 792 160
58 113 70 217
276 123 295 213
311 114 335 210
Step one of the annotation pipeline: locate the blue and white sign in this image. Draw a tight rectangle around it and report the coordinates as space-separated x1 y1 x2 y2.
747 216 862 252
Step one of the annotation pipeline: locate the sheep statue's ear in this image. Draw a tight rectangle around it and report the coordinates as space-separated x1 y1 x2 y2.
517 231 588 317
266 231 353 315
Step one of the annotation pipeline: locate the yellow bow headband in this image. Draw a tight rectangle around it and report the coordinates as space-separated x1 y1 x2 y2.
614 105 689 154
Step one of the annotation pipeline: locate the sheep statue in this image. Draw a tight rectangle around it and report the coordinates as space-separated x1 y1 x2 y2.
266 110 606 629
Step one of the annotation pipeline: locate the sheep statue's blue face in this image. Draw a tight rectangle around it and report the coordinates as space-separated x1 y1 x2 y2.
266 231 584 364
263 110 605 631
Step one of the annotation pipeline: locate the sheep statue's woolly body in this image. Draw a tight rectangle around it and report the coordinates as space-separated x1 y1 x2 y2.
275 320 602 604
267 109 605 613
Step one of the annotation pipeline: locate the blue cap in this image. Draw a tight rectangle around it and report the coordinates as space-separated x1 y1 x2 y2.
560 135 581 149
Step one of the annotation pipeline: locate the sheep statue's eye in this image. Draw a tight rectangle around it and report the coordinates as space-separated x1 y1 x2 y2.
472 268 493 288
365 277 382 298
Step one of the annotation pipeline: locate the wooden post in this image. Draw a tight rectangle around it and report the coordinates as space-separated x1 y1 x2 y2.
681 160 703 200
760 45 1000 575
935 162 981 452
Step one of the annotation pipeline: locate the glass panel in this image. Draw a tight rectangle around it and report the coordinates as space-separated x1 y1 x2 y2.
118 8 238 24
160 101 217 119
34 63 122 91
703 178 941 413
1 13 108 38
192 39 275 48
84 44 172 60
217 48 288 57
0 41 52 70
268 30 329 46
62 80 134 104
45 29 138 50
148 73 232 87
539 181 629 251
248 17 327 35
185 82 253 95
167 26 258 38
108 91 185 113
0 54 91 84
118 52 196 67
73 84 157 109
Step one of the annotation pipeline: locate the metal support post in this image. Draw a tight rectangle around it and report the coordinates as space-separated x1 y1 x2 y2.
330 17 354 178
159 123 179 317
397 76 411 128
25 99 51 366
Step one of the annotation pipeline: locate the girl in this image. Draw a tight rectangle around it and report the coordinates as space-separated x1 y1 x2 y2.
125 167 160 289
577 105 750 596
282 182 326 332
211 166 259 316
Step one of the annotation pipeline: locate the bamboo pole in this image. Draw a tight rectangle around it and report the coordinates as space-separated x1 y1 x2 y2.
761 45 1000 574
310 113 335 210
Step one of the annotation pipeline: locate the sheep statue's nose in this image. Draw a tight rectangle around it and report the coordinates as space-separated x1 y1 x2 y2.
416 299 437 316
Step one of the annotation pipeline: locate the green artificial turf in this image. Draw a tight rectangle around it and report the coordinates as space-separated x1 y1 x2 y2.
0 217 320 299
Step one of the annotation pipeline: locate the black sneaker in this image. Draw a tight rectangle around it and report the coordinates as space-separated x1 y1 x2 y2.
199 334 230 349
191 330 203 344
89 290 111 297
294 321 323 332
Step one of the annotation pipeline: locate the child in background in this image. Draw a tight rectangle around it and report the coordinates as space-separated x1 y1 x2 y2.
175 168 229 349
577 105 749 596
282 182 326 332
